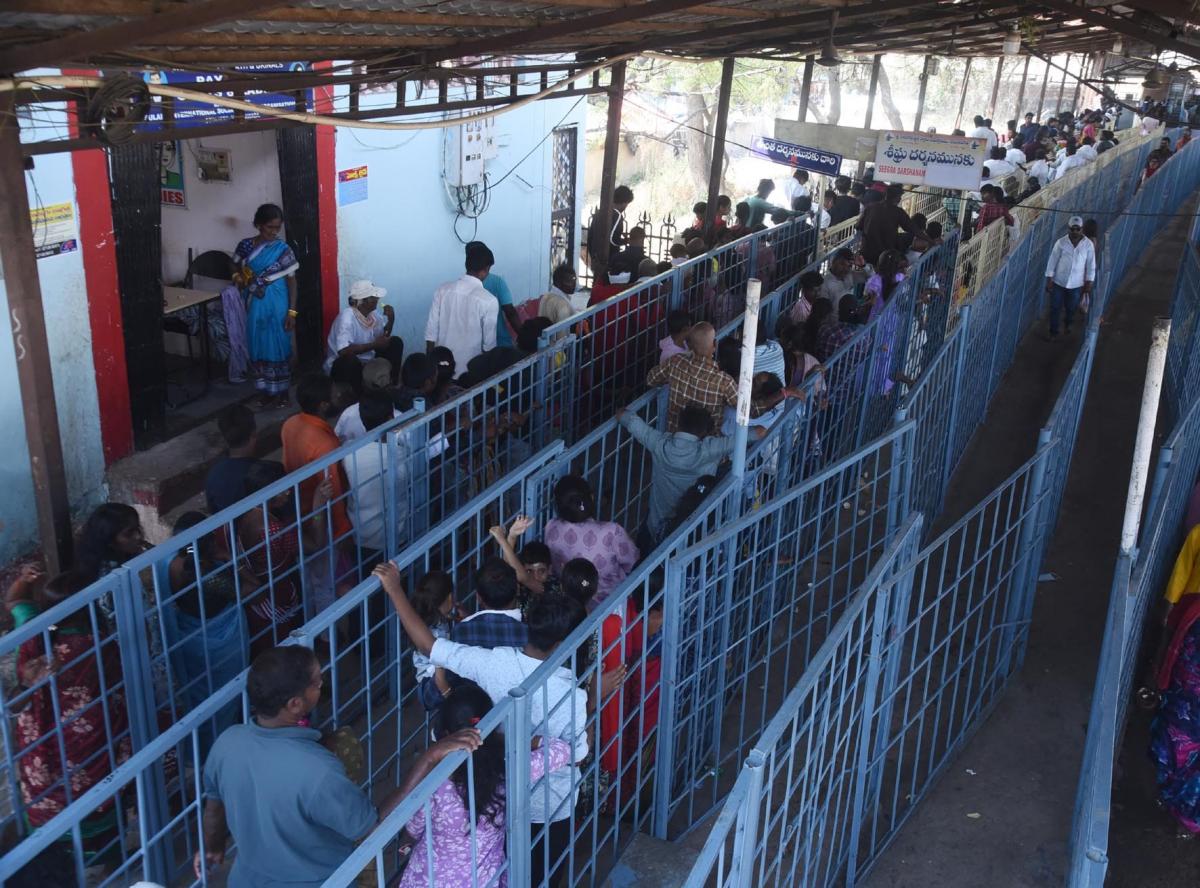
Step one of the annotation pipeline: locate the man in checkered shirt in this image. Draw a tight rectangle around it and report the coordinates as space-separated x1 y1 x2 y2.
646 322 739 432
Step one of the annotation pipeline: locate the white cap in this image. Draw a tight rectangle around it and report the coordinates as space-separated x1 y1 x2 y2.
348 279 386 303
1068 215 1084 228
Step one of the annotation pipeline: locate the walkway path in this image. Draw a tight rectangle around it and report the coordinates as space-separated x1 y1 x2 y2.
863 199 1198 887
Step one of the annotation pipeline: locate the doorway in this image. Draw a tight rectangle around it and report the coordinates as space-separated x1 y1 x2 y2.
108 126 323 449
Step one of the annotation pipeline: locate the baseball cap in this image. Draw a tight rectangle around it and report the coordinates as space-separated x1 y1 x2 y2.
362 358 392 390
1068 215 1083 228
348 279 386 303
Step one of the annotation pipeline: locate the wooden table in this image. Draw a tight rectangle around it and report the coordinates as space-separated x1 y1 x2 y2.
162 285 223 404
163 285 221 315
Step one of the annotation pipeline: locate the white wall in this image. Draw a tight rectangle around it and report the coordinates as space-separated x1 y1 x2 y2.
333 81 587 350
160 129 284 283
0 92 106 563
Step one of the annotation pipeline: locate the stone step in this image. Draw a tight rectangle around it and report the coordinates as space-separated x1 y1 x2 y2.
602 816 718 888
106 400 293 545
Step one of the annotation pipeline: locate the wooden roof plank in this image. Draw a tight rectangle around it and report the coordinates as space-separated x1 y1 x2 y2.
0 0 288 71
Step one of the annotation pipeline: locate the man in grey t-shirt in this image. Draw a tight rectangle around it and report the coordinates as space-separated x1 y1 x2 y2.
196 646 479 887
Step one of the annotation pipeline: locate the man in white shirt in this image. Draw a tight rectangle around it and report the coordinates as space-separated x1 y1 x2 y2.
1005 143 1027 165
781 168 811 209
819 248 872 307
1044 215 1096 339
424 241 498 370
969 115 997 153
341 392 408 553
1076 137 1098 163
377 566 589 888
1050 145 1087 181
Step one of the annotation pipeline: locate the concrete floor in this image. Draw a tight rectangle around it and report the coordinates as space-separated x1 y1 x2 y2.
862 200 1198 888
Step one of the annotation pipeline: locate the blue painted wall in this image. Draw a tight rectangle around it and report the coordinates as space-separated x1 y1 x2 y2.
0 92 107 563
332 79 587 349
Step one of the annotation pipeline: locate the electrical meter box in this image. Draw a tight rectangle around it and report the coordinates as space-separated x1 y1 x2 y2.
446 120 485 186
482 116 499 160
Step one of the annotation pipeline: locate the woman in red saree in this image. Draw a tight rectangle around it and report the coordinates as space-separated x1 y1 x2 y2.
15 571 132 850
598 585 665 813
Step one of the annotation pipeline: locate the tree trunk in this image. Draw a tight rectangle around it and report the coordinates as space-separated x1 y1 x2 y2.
827 67 842 125
685 91 713 196
875 61 905 130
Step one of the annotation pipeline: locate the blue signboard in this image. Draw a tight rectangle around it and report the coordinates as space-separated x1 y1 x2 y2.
751 135 842 176
139 63 313 130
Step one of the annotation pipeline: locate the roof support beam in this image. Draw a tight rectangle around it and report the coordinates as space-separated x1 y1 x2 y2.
703 57 735 238
913 55 933 132
988 56 1004 119
592 60 626 273
798 54 815 123
1014 54 1031 122
1034 0 1200 61
0 0 285 72
420 0 735 64
955 57 973 130
0 97 72 574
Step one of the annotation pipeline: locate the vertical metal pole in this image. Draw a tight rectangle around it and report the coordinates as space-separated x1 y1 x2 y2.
731 279 762 480
798 54 815 123
1073 54 1088 110
941 305 970 495
729 751 766 885
1004 428 1052 673
1142 446 1174 534
1035 56 1050 121
864 54 882 130
0 95 72 574
857 54 882 179
593 60 626 272
913 55 932 132
954 57 974 130
704 58 736 237
408 399 429 538
506 689 532 888
1015 55 1030 121
988 56 1004 120
845 569 893 886
1056 53 1071 114
111 569 170 881
652 564 685 838
1119 318 1172 554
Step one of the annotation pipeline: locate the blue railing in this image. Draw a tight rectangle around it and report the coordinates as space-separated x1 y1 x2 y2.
1067 134 1200 887
3 130 1183 888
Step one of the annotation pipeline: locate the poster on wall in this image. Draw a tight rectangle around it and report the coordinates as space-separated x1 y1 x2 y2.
873 130 988 190
751 136 842 176
338 166 368 205
30 202 78 259
138 63 313 130
158 141 186 207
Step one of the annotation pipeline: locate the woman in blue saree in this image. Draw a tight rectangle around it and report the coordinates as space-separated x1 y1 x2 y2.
235 203 299 408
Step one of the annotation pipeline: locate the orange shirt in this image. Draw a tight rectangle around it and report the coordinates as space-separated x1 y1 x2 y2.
280 412 352 542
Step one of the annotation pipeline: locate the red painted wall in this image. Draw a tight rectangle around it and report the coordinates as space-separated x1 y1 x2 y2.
65 69 133 464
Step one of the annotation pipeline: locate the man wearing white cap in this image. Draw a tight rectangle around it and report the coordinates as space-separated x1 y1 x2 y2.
1044 216 1095 339
323 279 402 374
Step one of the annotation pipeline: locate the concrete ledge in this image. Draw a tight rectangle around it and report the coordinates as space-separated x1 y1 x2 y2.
105 401 291 543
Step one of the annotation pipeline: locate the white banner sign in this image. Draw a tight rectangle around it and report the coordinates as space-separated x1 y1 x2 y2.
874 130 988 190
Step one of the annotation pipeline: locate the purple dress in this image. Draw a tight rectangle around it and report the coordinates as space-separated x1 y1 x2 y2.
544 519 640 606
400 740 570 888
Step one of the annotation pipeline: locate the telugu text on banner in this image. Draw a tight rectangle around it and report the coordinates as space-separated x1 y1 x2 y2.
874 130 987 190
751 136 843 176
